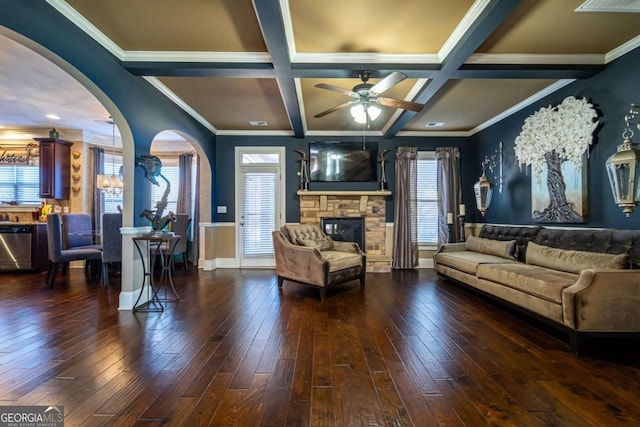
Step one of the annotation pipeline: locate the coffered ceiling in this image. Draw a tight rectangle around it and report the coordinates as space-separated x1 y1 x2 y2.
3 0 640 139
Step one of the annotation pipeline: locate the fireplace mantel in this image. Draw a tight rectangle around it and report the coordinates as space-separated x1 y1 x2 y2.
296 190 391 196
297 190 391 214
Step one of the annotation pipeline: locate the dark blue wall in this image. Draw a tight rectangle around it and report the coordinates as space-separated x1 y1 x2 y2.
472 46 640 229
215 135 474 223
0 1 217 225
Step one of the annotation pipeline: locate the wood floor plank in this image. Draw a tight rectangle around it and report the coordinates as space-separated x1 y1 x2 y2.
0 268 639 426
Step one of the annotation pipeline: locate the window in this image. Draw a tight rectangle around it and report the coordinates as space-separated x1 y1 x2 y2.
103 152 124 213
150 158 179 215
417 152 438 245
0 165 40 205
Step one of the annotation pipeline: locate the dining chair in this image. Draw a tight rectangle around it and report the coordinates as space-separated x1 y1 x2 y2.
62 213 101 250
101 213 122 287
155 214 191 272
46 214 102 288
170 214 191 271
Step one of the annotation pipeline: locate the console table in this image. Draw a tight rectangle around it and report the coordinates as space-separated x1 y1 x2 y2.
132 234 181 312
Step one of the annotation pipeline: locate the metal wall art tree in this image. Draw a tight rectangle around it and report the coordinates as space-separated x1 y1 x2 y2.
514 96 599 223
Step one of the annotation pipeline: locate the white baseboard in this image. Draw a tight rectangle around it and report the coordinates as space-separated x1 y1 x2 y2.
215 258 240 269
118 288 145 310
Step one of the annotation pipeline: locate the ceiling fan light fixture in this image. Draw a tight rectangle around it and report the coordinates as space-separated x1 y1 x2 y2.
350 104 381 124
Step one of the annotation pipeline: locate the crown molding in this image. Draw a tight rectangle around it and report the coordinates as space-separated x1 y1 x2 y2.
466 53 605 65
292 52 440 64
46 0 124 60
468 79 575 135
605 34 640 63
439 0 493 61
122 51 271 63
217 130 294 136
143 77 217 134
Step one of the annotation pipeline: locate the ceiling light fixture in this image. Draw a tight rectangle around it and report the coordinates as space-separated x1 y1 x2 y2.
350 104 381 124
46 114 60 120
96 119 124 197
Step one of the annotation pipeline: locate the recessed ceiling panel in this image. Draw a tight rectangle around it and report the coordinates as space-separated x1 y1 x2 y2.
158 77 291 131
66 0 266 52
301 77 418 131
407 79 558 131
290 0 475 54
477 0 640 54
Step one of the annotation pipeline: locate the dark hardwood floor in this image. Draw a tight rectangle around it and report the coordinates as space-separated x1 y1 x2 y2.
0 267 639 426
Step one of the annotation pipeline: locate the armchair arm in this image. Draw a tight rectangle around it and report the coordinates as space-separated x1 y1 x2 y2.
562 269 640 331
332 240 362 254
272 231 328 287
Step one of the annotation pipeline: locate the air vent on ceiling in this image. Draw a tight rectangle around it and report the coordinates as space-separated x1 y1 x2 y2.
249 120 268 126
576 0 640 12
425 122 446 128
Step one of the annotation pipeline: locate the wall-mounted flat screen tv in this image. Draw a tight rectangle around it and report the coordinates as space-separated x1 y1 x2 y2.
309 141 377 182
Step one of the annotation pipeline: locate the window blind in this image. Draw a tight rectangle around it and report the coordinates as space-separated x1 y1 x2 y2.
417 153 438 245
0 166 40 205
103 153 124 213
150 165 179 215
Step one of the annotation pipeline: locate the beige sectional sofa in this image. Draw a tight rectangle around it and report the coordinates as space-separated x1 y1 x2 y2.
434 225 640 353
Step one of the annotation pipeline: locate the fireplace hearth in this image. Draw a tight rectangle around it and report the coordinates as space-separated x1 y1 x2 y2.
321 217 365 251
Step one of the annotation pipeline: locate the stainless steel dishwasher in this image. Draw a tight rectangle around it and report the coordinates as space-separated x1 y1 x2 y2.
0 224 32 270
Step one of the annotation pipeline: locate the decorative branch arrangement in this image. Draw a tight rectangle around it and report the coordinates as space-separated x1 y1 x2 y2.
378 149 391 190
514 96 599 222
295 149 309 190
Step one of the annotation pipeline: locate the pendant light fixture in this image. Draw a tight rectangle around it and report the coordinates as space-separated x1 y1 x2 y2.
606 104 640 217
96 119 124 196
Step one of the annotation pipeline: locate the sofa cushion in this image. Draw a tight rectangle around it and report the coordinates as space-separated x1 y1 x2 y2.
465 235 516 260
479 225 543 262
297 236 335 251
320 251 362 272
435 251 517 275
477 263 578 304
526 241 630 274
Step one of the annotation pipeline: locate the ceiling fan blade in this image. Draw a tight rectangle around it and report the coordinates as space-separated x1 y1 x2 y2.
369 71 407 95
376 97 423 112
314 101 353 118
314 83 358 97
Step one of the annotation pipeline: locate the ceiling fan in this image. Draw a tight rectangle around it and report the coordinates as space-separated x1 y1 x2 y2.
313 71 423 124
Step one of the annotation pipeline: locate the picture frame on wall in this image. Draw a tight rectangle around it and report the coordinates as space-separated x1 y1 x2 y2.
531 154 587 223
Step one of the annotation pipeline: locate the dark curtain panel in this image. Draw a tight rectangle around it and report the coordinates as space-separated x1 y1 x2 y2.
90 147 105 235
177 153 193 216
436 147 462 245
392 147 418 269
190 155 200 266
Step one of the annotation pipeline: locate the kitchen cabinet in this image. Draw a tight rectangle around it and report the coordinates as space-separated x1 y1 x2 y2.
35 138 72 199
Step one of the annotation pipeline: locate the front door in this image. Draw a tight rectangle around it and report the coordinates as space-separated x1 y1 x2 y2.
235 147 285 267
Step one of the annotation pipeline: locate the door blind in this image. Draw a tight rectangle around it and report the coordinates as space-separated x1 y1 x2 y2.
242 171 277 256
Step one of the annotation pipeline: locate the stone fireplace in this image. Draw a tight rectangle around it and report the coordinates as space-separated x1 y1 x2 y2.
297 190 391 272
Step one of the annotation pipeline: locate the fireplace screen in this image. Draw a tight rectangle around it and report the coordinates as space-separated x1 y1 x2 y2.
321 217 365 251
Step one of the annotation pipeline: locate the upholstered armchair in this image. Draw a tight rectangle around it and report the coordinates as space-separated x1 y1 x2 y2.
272 224 366 299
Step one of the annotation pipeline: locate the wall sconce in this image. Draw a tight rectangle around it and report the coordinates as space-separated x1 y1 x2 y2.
606 104 640 217
474 154 496 216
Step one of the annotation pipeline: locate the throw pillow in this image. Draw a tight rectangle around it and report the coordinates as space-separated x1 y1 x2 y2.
297 236 335 251
465 235 516 260
526 241 630 274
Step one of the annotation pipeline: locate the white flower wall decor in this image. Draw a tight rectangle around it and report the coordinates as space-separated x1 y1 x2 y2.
514 96 599 223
